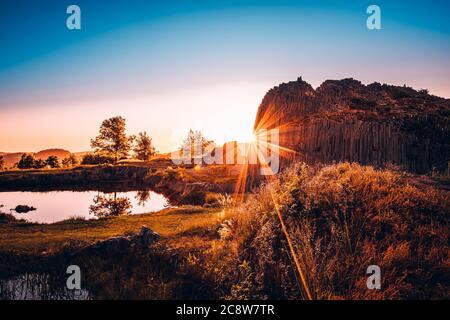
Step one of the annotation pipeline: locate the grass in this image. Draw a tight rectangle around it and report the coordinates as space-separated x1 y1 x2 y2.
0 206 225 300
1 162 448 299
0 206 222 256
200 162 450 300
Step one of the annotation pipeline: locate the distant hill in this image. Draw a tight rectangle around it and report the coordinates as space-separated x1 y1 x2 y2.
34 149 71 160
1 149 72 168
0 152 25 168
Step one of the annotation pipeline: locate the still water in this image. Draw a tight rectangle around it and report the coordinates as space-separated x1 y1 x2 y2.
0 190 171 224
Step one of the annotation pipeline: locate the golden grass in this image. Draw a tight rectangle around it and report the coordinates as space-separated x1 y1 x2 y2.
0 206 222 255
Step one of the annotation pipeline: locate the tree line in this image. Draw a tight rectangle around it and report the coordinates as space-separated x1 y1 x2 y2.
16 154 77 169
0 115 213 170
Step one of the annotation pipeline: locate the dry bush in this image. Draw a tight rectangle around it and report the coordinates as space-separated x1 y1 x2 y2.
217 162 449 299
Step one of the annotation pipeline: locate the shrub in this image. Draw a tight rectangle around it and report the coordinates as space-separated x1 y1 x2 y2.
219 162 449 299
163 167 180 181
17 154 35 169
45 156 60 168
81 154 116 165
62 154 79 168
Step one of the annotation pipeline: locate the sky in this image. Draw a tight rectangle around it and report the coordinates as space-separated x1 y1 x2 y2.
0 0 449 153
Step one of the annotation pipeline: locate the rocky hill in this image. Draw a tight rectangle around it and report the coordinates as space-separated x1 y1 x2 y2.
254 77 450 173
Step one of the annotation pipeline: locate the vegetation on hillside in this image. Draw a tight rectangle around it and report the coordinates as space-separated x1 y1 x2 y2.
200 163 449 299
16 154 63 169
0 162 448 300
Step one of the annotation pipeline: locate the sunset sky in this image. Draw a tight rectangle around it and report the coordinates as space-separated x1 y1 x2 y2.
0 0 449 153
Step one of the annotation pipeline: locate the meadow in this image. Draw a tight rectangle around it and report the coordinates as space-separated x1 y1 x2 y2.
1 162 448 299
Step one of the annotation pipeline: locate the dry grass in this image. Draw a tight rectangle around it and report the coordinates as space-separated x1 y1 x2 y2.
0 206 225 300
0 206 222 256
206 162 449 300
1 162 448 300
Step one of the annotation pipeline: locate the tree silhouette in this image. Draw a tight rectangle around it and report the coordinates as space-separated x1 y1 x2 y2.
17 154 35 169
91 116 134 162
62 154 78 168
133 131 157 161
46 156 60 168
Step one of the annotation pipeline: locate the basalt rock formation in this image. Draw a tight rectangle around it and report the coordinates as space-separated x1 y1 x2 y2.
254 77 450 174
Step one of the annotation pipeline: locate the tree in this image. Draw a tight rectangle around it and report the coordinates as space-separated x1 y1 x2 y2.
33 159 47 169
133 131 156 161
17 154 48 169
17 154 35 169
62 154 79 168
90 116 134 162
180 129 214 159
0 155 5 171
45 156 60 168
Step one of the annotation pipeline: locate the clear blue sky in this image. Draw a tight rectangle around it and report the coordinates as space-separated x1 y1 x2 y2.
0 0 449 152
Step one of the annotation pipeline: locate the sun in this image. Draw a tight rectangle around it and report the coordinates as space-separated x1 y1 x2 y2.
239 131 258 144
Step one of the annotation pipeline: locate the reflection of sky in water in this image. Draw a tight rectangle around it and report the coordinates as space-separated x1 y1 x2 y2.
0 191 170 224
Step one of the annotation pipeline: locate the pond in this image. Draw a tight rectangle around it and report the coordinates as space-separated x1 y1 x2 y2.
0 190 171 224
0 273 90 300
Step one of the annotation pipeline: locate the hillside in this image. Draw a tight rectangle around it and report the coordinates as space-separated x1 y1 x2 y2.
254 77 450 173
0 149 71 168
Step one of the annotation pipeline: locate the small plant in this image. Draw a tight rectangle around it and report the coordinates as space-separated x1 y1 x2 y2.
218 220 233 240
215 193 235 208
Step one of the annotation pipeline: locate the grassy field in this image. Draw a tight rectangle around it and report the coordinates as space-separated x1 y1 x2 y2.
0 206 223 256
0 162 448 299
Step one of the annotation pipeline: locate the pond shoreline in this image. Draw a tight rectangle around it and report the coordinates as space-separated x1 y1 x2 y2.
0 205 222 299
0 163 240 205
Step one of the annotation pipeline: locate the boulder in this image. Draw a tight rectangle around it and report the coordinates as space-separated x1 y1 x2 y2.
87 225 159 253
138 225 160 247
14 205 37 213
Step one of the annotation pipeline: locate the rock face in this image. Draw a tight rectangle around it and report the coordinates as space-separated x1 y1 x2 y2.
254 77 450 173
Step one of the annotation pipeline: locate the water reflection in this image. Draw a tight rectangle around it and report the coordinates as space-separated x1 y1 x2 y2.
0 190 171 224
89 192 132 217
0 273 90 300
135 190 151 206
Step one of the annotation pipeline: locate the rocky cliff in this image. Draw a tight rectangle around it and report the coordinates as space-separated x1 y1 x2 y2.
254 77 450 173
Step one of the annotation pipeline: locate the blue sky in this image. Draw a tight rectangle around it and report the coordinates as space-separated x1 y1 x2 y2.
0 0 449 152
